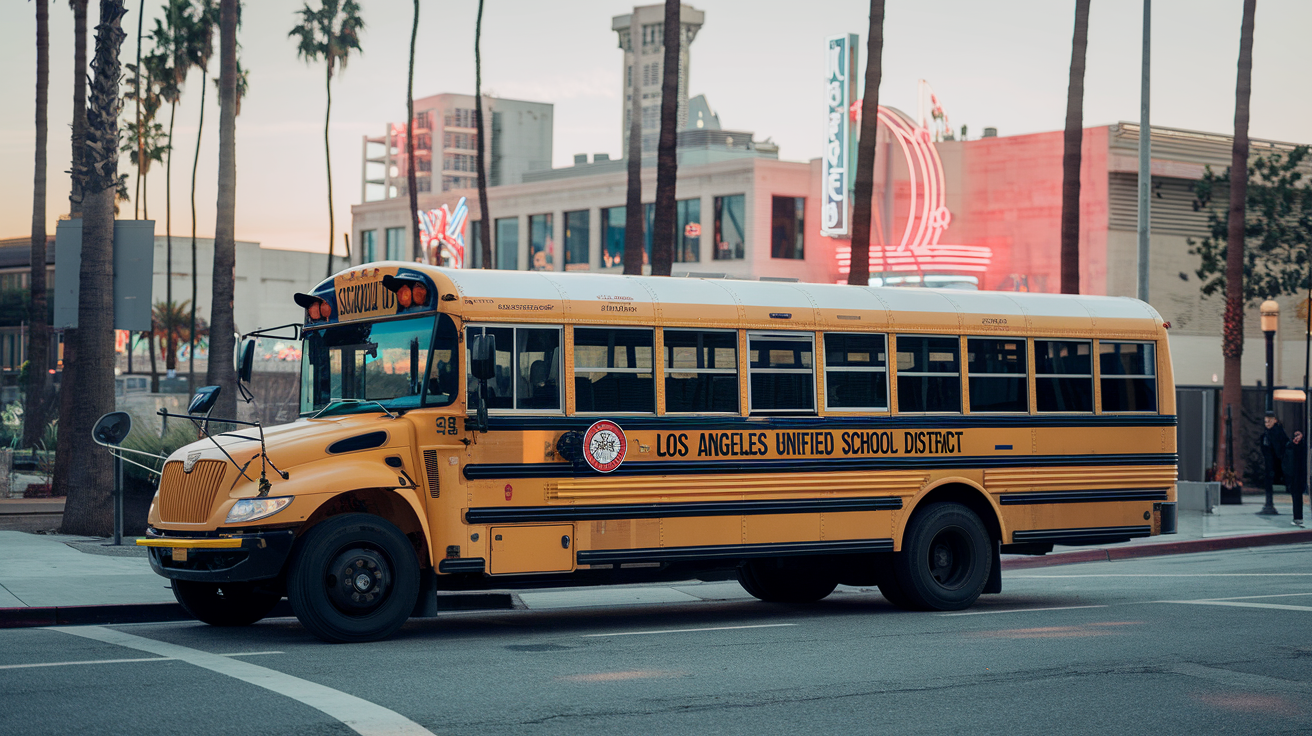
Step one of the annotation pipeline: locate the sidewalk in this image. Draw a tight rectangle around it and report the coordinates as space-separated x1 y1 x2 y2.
1 499 1309 628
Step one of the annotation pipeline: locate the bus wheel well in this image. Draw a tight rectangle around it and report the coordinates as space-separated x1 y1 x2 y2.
299 489 430 569
909 483 1001 544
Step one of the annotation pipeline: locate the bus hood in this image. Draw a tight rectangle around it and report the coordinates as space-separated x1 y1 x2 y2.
163 413 414 476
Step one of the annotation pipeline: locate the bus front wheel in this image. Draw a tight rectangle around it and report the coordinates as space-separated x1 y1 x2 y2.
738 559 838 603
894 502 991 611
172 580 282 626
287 513 420 643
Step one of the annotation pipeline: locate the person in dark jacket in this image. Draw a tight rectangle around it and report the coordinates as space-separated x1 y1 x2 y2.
1284 428 1306 526
1262 412 1288 513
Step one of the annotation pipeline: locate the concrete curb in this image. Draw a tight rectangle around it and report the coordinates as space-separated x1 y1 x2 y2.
0 592 519 629
1002 530 1312 569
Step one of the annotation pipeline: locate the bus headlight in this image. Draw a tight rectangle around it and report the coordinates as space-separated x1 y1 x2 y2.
225 497 293 524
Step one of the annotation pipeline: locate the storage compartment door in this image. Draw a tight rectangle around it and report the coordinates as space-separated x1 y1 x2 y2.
489 525 575 575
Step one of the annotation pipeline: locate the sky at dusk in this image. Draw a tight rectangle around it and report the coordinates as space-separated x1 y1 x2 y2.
2 0 1309 259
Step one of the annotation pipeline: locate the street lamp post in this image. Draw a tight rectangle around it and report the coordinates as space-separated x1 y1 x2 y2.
1260 299 1280 515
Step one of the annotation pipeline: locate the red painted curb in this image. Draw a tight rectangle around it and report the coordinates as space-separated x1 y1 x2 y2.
1002 530 1312 570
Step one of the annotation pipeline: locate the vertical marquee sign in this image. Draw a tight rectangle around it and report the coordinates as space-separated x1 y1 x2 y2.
822 34 859 238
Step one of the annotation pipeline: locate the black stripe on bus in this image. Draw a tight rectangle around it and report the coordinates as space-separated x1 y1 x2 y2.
576 538 895 565
437 558 486 574
998 489 1170 505
465 496 904 525
1011 525 1153 543
463 453 1178 481
481 414 1177 432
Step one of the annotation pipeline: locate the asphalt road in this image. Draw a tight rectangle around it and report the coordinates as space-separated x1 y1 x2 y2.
3 545 1311 735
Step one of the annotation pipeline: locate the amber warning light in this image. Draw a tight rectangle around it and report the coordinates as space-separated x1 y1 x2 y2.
293 292 333 322
381 275 430 309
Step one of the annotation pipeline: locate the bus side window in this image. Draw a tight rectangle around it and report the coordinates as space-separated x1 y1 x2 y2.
748 332 815 414
896 335 961 413
823 333 888 411
1035 340 1093 412
664 330 738 413
1099 341 1157 412
465 327 514 410
575 327 655 413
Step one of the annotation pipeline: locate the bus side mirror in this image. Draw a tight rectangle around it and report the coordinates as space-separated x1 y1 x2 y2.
237 338 256 383
469 334 496 381
92 411 133 446
189 386 222 415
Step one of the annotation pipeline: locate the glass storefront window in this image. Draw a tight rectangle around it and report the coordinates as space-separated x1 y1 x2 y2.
495 217 518 270
564 210 590 269
713 195 745 260
770 196 805 260
529 213 553 271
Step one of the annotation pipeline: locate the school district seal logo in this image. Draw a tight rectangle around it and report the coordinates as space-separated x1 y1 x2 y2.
583 420 626 473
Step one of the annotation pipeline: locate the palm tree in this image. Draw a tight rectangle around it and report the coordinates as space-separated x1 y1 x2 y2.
149 300 208 368
289 0 364 279
122 58 167 219
206 0 239 422
1059 0 1090 294
649 0 680 277
622 23 643 275
405 0 420 262
1219 0 1258 485
188 0 218 390
24 0 51 451
473 0 492 269
134 0 145 218
69 0 89 220
60 0 128 537
848 0 886 286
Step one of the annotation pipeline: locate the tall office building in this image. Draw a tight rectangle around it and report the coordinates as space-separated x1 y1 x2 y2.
361 93 552 202
613 4 704 155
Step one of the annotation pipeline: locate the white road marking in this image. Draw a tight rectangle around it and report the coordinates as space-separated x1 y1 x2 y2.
938 605 1108 617
0 650 282 671
1161 600 1312 612
583 623 798 638
1180 592 1312 602
49 627 434 736
1170 662 1312 694
1010 573 1312 578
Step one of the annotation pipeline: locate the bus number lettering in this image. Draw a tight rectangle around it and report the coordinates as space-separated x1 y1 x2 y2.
437 417 457 435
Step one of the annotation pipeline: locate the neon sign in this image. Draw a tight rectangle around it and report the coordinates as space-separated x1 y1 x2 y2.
418 196 469 268
821 34 857 237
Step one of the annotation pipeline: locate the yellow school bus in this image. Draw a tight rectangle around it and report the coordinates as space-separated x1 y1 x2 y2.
138 264 1178 642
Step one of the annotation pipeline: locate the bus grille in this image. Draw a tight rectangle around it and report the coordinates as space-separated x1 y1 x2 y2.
423 450 440 498
158 460 227 523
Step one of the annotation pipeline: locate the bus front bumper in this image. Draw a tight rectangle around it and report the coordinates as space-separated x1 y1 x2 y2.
138 529 295 583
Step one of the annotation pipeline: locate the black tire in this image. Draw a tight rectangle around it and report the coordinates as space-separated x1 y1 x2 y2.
872 555 918 610
287 514 420 643
893 502 991 611
737 559 838 603
171 580 282 627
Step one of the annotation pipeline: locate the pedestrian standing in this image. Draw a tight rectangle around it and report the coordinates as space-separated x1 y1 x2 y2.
1284 429 1307 526
1262 411 1289 513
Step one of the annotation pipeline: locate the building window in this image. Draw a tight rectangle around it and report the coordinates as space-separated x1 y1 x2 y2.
564 210 590 269
713 195 745 260
446 108 476 129
360 230 377 263
967 338 1027 412
468 221 483 268
412 111 431 131
1100 342 1157 412
385 227 405 261
896 336 960 413
749 332 814 414
574 327 655 413
495 217 519 270
465 326 561 412
824 333 888 411
771 196 805 259
1035 340 1093 412
416 159 432 173
642 105 659 131
601 206 635 268
416 176 431 193
676 198 700 263
414 133 431 151
664 329 738 413
528 214 553 271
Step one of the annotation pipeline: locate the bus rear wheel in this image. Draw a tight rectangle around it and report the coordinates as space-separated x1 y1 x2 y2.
738 559 838 603
171 580 282 627
287 514 419 643
894 502 991 611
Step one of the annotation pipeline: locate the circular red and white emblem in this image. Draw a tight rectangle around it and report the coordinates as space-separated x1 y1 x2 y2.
582 420 627 473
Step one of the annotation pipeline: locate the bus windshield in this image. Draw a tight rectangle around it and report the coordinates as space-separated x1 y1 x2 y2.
300 314 458 415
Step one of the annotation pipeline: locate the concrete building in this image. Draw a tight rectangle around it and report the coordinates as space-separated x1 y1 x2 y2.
361 93 552 209
614 3 703 154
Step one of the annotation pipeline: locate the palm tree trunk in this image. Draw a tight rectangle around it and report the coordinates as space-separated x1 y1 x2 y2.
623 37 644 275
135 0 145 220
406 0 421 262
650 0 681 277
70 0 89 219
1220 0 1257 482
324 65 335 278
60 0 127 537
207 0 238 422
149 323 159 392
165 100 176 372
1060 0 1091 295
474 0 492 269
189 67 207 391
848 0 886 287
24 0 50 450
